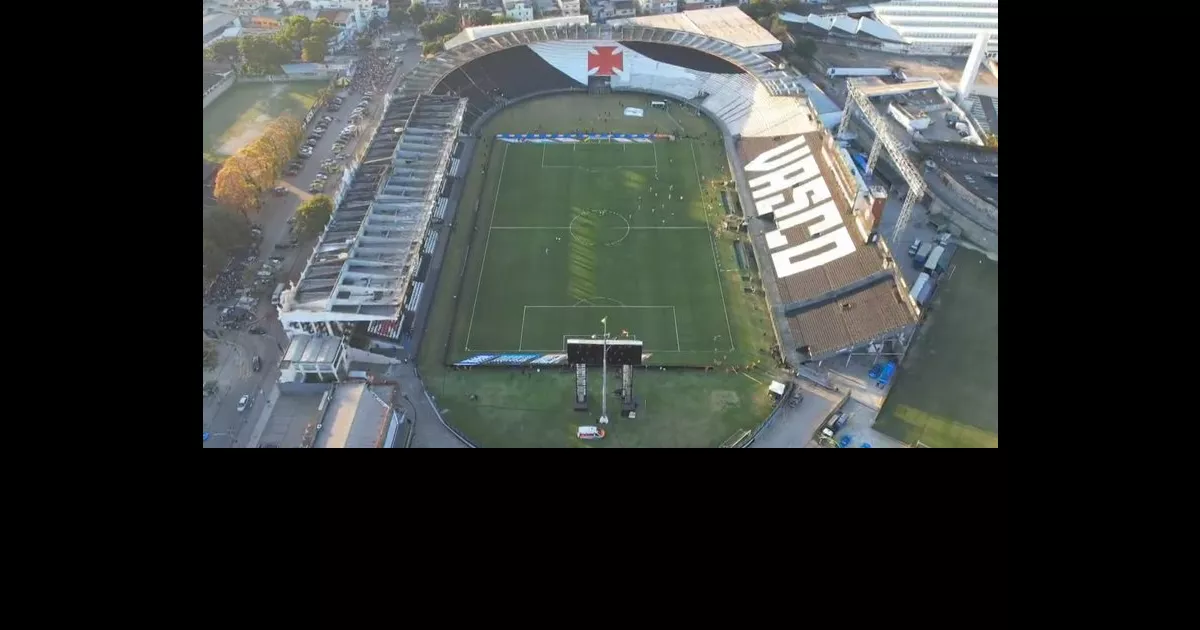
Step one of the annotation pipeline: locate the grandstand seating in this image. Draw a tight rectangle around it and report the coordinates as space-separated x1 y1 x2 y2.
433 46 582 129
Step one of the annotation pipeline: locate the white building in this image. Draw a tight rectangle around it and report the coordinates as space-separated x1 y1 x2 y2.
634 0 678 14
868 0 998 57
504 0 536 22
557 0 582 17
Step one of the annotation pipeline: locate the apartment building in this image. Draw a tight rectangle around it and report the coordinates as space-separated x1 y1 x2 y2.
634 0 678 14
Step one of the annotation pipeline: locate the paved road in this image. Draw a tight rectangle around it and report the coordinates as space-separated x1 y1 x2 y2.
203 38 429 448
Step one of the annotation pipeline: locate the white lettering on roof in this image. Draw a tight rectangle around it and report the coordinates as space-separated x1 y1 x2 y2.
744 135 856 279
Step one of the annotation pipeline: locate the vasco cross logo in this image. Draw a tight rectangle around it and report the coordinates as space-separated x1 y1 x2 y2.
588 46 624 76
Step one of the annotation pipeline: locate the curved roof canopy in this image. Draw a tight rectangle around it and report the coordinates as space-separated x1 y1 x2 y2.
396 23 806 99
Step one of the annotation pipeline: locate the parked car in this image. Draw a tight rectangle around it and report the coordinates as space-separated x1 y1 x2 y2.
237 395 251 412
273 186 287 196
252 356 262 372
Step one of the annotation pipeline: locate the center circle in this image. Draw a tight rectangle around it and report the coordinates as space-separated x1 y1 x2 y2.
569 209 631 247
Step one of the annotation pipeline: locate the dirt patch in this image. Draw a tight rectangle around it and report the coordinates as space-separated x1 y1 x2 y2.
710 390 740 412
217 113 273 156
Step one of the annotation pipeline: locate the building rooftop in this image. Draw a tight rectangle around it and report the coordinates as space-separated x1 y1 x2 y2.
281 334 343 367
444 15 590 50
920 142 998 207
284 94 465 322
610 6 782 53
314 383 393 448
204 13 238 38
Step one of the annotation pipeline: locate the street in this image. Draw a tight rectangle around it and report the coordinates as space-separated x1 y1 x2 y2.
203 35 427 448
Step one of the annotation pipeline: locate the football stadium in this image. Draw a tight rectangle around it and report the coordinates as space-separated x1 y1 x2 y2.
277 12 925 447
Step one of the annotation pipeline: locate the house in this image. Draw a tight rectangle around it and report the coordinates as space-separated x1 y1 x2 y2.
557 0 582 17
634 0 677 14
317 9 359 51
609 0 636 18
503 0 535 22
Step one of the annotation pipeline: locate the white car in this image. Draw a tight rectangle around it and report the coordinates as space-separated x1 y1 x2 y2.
237 395 251 412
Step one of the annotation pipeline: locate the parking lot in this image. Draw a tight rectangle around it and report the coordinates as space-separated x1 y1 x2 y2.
203 38 425 448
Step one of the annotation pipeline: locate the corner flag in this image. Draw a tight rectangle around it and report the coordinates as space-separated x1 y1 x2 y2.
601 317 607 324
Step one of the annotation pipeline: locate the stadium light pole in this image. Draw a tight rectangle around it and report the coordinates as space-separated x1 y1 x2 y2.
599 316 609 425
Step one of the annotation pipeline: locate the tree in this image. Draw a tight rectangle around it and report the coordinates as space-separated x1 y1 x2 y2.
985 134 998 149
204 340 218 370
409 3 427 25
209 38 240 63
302 36 328 62
311 18 336 43
793 36 817 59
238 34 291 74
492 15 516 25
358 35 374 50
214 156 262 215
295 195 334 238
390 7 410 26
423 40 445 55
741 0 777 21
419 13 458 41
281 15 312 43
466 9 494 26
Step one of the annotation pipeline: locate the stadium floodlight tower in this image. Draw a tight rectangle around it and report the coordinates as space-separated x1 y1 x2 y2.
599 316 609 425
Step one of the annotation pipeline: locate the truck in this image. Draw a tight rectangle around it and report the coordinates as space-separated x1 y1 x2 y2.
271 282 286 307
908 272 931 303
916 280 935 305
923 245 945 273
914 242 934 266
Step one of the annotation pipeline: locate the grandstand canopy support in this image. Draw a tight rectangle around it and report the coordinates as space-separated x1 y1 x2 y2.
842 79 927 244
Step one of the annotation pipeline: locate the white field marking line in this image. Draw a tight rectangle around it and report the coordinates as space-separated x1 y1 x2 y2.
690 140 735 352
518 305 528 351
524 305 676 308
489 226 707 230
653 142 659 171
672 306 681 352
464 143 508 352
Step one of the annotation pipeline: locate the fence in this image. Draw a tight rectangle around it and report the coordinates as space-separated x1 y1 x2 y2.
424 390 478 448
203 72 237 109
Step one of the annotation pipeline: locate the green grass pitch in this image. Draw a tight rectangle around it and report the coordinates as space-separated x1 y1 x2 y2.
461 140 735 361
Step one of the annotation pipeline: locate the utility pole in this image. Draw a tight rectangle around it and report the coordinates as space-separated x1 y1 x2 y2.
599 316 609 425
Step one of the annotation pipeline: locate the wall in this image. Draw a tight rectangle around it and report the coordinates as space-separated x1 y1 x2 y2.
203 72 237 109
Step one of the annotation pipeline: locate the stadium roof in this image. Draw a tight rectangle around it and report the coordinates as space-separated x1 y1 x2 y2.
284 94 466 322
404 23 807 101
778 12 904 43
737 131 918 360
203 13 237 38
314 383 392 448
610 6 783 54
444 15 589 51
786 278 915 358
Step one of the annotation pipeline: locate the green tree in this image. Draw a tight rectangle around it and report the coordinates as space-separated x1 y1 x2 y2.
281 15 312 42
466 9 494 26
423 40 445 55
985 134 997 148
492 15 516 24
793 36 817 58
238 35 291 74
409 3 428 25
302 36 328 62
358 35 374 50
295 195 334 238
209 38 240 63
390 7 409 25
741 0 777 21
311 18 336 43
